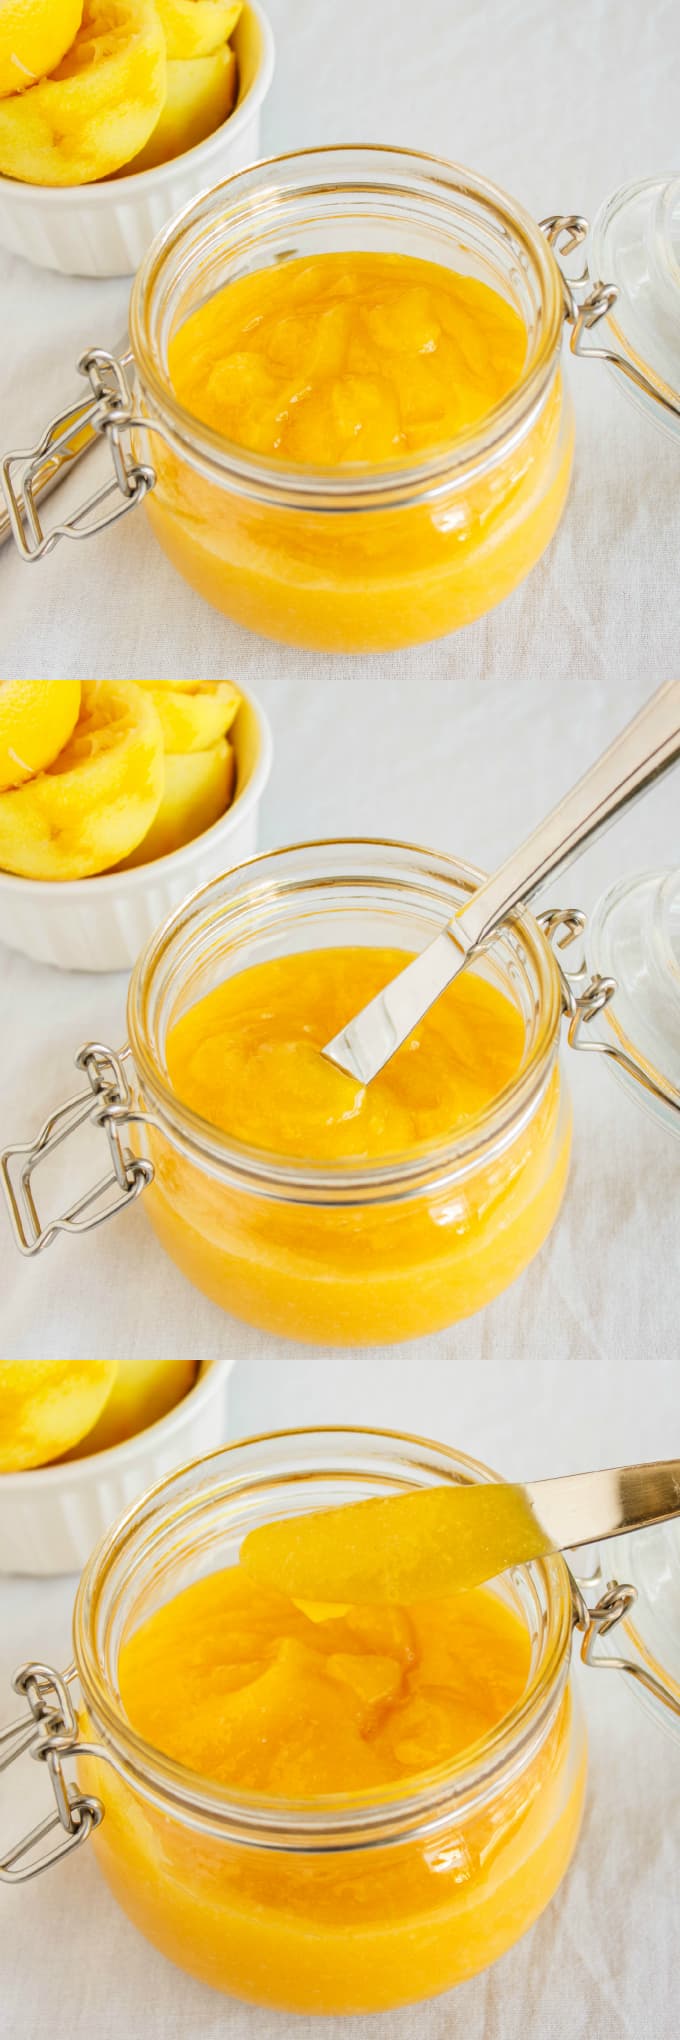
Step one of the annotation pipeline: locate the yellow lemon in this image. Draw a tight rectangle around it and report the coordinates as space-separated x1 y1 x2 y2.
60 1361 198 1457
156 0 241 60
0 0 166 185
124 43 237 171
0 1362 117 1472
118 736 235 865
138 681 240 752
0 0 83 99
0 681 81 790
0 681 165 880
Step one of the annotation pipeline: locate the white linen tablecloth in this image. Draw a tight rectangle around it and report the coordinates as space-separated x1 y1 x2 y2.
1 0 679 2034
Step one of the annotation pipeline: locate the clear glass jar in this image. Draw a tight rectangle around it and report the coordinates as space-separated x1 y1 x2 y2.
589 177 680 444
587 1517 680 1747
128 146 573 652
585 866 680 1138
70 1430 586 2014
124 839 571 1344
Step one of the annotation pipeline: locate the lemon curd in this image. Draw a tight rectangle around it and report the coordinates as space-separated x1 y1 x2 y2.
168 253 527 463
142 225 573 650
82 1475 586 2014
141 943 571 1343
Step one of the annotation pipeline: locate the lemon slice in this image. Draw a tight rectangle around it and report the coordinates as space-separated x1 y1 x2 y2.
0 681 165 880
0 681 81 791
118 736 235 866
0 0 84 99
0 0 166 185
60 1361 198 1458
0 1362 117 1472
124 44 237 172
156 0 241 60
138 681 241 751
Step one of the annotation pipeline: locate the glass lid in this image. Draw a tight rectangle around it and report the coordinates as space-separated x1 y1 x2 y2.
589 177 680 442
586 867 680 1138
593 1521 680 1746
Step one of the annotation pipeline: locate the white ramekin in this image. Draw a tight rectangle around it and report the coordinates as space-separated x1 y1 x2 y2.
0 683 272 972
0 0 274 277
0 1360 234 1576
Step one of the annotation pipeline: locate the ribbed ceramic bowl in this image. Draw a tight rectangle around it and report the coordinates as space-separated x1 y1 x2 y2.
0 0 274 277
0 1360 234 1576
0 684 272 972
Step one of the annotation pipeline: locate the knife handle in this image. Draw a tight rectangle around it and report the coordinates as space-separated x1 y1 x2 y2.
456 681 680 948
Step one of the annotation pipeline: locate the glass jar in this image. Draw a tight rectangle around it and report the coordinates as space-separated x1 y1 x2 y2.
3 843 676 1344
584 867 680 1138
123 841 570 1342
590 1516 680 1746
0 1430 588 2014
16 838 571 1345
124 146 573 652
4 159 679 642
589 177 680 444
0 148 574 654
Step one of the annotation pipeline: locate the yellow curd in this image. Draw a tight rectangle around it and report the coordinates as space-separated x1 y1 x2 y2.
136 159 573 653
168 253 527 462
143 943 570 1343
81 1467 585 2013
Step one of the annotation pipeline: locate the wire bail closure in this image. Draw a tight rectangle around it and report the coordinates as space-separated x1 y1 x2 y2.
0 347 155 561
537 908 680 1121
570 1577 680 1723
540 214 680 426
0 1041 153 1256
0 1664 103 1885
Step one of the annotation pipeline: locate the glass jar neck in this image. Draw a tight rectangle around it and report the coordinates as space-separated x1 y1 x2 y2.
73 1428 575 1851
125 838 564 1202
129 144 566 510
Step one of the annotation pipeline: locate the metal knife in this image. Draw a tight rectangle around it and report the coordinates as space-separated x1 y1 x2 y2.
241 1460 680 1606
323 680 680 1085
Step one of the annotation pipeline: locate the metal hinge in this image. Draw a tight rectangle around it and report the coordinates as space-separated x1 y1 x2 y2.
540 214 680 425
571 1576 680 1723
1 347 156 561
0 1664 103 1885
0 1041 153 1256
538 908 680 1121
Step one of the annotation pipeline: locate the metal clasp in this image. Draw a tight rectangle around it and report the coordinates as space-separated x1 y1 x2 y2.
571 1576 680 1724
538 908 680 1123
540 213 680 427
1 347 156 561
0 1664 103 1885
0 1041 153 1256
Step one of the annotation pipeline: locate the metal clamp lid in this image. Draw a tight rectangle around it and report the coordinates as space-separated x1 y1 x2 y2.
0 347 156 562
0 1042 153 1256
541 214 680 427
537 908 680 1123
0 1664 103 1884
571 1576 680 1725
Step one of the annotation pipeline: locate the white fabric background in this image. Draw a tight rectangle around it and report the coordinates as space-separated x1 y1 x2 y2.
1 0 679 2033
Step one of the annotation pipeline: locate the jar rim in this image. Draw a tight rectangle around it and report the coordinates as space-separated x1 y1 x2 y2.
129 143 566 509
73 1426 575 1851
125 836 565 1202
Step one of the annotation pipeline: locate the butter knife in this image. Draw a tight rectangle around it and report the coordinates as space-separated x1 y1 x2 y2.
323 680 680 1085
241 1459 680 1606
